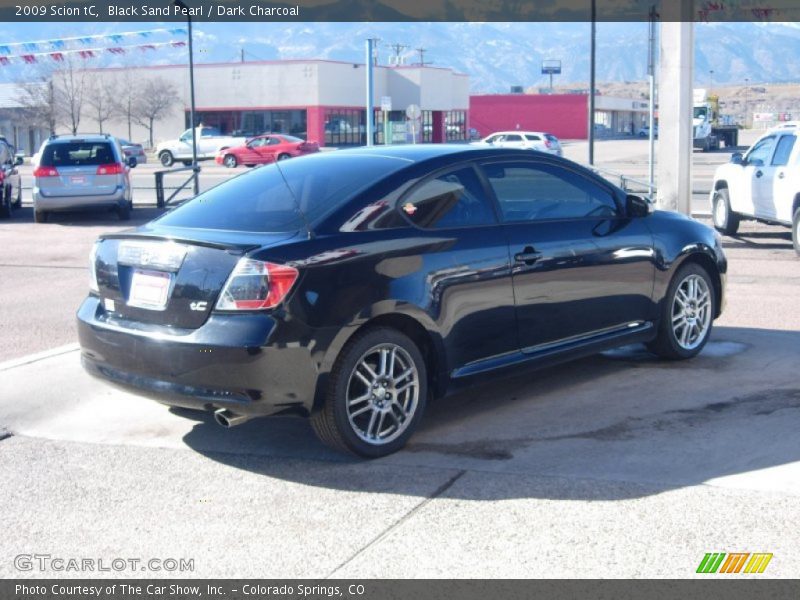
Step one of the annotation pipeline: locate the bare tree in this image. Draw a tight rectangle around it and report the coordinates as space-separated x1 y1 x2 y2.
131 77 180 147
16 77 57 135
15 57 87 135
84 77 117 134
51 56 87 135
110 68 139 141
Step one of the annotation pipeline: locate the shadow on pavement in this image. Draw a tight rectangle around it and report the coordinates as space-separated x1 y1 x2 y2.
180 326 800 501
4 206 165 227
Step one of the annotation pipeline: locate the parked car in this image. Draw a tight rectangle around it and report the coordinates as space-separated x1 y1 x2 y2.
118 139 148 165
710 128 800 254
0 137 22 218
32 134 137 223
78 145 726 457
476 131 563 156
216 135 320 168
156 126 248 167
637 125 658 138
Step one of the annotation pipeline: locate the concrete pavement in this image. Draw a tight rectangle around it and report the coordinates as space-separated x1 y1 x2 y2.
0 217 798 578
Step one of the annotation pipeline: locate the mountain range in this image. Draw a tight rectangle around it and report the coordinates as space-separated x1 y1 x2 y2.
1 21 799 92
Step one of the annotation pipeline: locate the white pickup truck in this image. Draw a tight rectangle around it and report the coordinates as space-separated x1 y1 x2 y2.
156 126 248 167
710 123 800 255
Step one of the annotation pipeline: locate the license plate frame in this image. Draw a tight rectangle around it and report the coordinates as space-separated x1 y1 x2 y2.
69 175 87 184
128 269 171 311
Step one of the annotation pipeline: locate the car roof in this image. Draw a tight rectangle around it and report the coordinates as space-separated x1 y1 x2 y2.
487 131 548 136
45 134 116 144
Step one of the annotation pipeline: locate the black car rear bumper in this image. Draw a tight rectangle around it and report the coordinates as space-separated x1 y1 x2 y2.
77 296 321 417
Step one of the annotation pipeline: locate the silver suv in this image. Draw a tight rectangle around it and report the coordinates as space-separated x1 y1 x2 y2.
32 134 136 223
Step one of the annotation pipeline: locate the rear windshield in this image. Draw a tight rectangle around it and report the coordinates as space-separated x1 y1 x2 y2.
281 135 304 143
40 142 116 167
545 134 559 142
155 153 410 233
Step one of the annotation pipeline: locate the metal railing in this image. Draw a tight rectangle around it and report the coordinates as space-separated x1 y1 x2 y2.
589 166 656 201
154 165 201 209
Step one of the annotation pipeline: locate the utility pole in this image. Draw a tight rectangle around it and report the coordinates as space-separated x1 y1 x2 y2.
390 43 406 65
416 47 429 67
241 48 244 63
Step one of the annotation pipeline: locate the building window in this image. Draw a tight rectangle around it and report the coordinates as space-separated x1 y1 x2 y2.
185 110 308 139
445 110 467 141
421 111 433 143
324 109 365 146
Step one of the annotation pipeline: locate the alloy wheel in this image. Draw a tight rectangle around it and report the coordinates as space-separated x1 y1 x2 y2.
671 274 712 350
346 343 420 445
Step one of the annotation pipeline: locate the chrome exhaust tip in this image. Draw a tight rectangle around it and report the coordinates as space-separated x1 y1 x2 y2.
213 408 249 428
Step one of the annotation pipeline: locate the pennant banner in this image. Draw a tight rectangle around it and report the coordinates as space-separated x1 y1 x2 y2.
0 28 187 55
0 40 187 66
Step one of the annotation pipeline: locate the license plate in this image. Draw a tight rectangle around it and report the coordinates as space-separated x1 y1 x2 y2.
70 176 86 184
128 269 171 310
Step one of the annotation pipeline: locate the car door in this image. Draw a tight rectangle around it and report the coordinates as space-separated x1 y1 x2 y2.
735 135 776 217
478 158 656 353
396 164 517 377
769 133 797 223
498 134 524 149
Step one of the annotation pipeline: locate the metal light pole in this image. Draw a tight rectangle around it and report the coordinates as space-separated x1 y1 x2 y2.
588 0 596 165
365 38 378 147
744 78 750 128
175 0 199 194
647 5 657 198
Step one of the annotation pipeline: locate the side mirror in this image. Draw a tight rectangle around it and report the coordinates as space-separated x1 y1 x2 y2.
730 152 744 165
749 157 764 167
127 156 137 168
626 194 653 218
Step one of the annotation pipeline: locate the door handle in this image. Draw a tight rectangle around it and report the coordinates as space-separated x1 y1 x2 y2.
778 172 785 179
514 246 542 265
755 170 763 178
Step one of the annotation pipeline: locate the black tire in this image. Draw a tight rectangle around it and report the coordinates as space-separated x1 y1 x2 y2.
311 327 428 458
223 154 237 168
159 151 174 167
0 188 10 219
277 153 291 161
245 164 256 168
12 185 21 209
33 209 48 223
117 201 131 221
712 187 739 235
647 262 716 360
792 208 800 257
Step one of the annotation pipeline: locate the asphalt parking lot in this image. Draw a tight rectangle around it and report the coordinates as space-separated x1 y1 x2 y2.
1 135 799 578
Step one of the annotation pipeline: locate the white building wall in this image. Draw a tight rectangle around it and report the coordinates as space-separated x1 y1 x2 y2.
75 60 470 147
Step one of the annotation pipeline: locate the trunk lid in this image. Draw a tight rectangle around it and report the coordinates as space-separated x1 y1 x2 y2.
94 227 301 329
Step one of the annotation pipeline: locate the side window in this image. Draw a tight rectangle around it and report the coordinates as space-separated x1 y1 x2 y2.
267 137 281 146
249 138 264 148
504 134 522 142
771 135 796 166
524 134 541 142
746 136 775 166
400 167 497 229
481 161 618 222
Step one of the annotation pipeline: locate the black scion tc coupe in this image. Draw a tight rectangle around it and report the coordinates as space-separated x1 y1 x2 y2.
78 145 727 457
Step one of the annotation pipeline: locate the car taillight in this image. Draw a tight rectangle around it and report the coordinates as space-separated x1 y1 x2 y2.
216 258 299 311
33 166 59 177
96 163 124 175
89 241 100 293
544 139 552 148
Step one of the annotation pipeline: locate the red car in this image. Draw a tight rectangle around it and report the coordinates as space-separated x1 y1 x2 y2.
216 135 319 168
